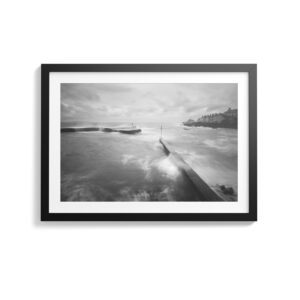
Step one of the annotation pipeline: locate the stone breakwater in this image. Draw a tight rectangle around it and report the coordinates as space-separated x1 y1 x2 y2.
61 127 100 132
61 127 141 134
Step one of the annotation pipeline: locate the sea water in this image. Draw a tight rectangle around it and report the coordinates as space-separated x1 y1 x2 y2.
61 122 237 201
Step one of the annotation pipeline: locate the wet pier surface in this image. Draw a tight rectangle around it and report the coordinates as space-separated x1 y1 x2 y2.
159 138 224 201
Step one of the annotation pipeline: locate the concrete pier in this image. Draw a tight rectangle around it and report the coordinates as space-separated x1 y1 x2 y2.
61 127 141 134
159 138 224 201
61 127 100 133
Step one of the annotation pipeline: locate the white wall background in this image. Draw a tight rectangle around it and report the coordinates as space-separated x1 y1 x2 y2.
0 1 299 299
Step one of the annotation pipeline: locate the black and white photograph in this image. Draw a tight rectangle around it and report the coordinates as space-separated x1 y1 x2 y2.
41 64 256 221
61 83 238 202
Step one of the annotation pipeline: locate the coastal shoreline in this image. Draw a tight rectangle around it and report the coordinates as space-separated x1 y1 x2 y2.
183 107 238 129
183 122 237 129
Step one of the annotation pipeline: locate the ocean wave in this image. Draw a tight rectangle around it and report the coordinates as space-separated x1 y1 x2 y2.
118 185 174 201
120 154 179 181
155 157 180 180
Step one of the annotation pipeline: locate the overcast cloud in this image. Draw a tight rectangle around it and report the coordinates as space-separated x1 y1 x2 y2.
61 83 237 123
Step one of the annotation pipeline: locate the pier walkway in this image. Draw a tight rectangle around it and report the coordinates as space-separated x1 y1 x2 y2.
159 138 223 201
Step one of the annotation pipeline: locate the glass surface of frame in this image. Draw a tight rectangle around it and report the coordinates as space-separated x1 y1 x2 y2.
41 64 257 221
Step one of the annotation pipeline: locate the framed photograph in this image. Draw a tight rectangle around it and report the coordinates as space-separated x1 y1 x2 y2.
41 64 257 221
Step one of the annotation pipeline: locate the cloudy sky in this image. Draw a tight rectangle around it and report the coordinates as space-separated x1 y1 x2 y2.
61 83 237 123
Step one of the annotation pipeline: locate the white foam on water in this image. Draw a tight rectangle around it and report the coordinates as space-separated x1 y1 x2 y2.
155 157 180 180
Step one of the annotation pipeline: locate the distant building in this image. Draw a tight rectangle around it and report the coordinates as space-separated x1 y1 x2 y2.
198 114 225 124
223 107 238 117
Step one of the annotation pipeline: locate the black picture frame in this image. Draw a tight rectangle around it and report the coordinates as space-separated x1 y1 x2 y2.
41 64 257 221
